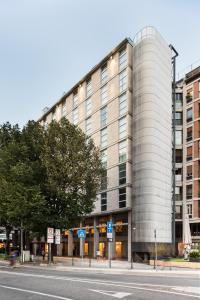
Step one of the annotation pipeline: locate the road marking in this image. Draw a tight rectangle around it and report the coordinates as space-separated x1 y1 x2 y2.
0 284 74 300
0 270 199 298
90 289 132 298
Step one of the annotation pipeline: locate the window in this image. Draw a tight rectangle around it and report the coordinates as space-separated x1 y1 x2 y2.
175 168 182 182
101 64 108 85
101 127 107 148
73 107 78 125
175 149 182 163
101 170 107 190
175 186 182 202
119 140 127 162
86 79 92 97
85 117 92 135
119 117 126 139
61 101 67 117
187 146 192 161
175 131 182 145
119 187 126 208
187 108 193 122
101 84 108 105
186 165 192 180
175 112 182 126
187 204 192 218
187 127 192 141
186 90 193 103
119 48 127 71
85 98 92 116
186 185 192 199
101 149 107 168
119 164 126 185
73 93 78 108
175 93 183 109
100 106 107 127
119 70 127 93
101 193 107 211
119 93 127 116
175 205 182 219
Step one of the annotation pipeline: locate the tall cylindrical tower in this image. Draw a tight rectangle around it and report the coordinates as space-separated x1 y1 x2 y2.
132 27 172 254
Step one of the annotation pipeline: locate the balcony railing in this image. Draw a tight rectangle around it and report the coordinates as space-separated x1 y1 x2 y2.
187 117 193 123
186 174 193 180
186 135 192 142
186 155 192 161
186 194 192 199
175 194 182 201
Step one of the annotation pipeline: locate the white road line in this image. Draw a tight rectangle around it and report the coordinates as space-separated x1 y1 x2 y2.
0 270 199 298
90 289 132 298
0 284 74 300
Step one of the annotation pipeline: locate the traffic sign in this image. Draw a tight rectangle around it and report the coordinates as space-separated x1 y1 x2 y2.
78 229 86 238
107 221 113 239
55 229 61 244
47 227 54 243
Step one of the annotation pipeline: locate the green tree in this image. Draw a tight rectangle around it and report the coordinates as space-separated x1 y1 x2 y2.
40 118 103 231
0 119 103 250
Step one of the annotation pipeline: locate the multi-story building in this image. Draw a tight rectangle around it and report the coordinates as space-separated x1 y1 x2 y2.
38 27 173 261
175 67 200 249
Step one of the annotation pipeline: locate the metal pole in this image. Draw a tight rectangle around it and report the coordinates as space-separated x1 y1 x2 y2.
48 243 51 266
108 240 111 268
20 221 23 264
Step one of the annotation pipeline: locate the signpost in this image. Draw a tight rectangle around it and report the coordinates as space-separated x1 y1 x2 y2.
55 229 61 245
107 221 113 268
78 229 86 262
78 229 86 239
47 228 54 265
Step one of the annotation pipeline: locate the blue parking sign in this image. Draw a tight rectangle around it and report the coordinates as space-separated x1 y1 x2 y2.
78 229 86 238
107 221 113 238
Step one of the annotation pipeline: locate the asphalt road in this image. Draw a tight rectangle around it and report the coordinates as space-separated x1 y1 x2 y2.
0 264 199 300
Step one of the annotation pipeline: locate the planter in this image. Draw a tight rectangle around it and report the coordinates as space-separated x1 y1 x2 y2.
189 257 200 262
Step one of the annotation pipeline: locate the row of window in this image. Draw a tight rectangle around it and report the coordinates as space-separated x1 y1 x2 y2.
101 139 127 169
101 187 127 211
84 92 127 135
101 164 126 211
70 86 127 128
100 116 126 148
58 48 127 120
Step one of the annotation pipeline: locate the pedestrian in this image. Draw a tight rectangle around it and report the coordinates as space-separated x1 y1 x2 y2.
42 249 45 261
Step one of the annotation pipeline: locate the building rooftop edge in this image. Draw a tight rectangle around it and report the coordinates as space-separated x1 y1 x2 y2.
38 37 133 122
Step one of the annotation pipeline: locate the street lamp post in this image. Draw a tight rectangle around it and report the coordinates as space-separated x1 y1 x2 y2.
154 229 157 270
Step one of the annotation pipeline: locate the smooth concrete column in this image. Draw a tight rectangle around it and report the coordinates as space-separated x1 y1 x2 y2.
93 217 99 258
128 211 132 262
68 230 73 257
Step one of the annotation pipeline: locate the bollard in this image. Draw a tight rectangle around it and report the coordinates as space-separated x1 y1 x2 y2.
89 258 91 267
72 257 74 266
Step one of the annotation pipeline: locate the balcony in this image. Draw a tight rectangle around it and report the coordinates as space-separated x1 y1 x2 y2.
186 135 192 142
186 155 192 161
186 174 193 180
186 194 192 200
175 194 182 201
186 94 193 103
187 117 193 123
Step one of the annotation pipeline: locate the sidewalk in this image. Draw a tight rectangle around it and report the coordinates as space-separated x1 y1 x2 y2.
1 258 200 275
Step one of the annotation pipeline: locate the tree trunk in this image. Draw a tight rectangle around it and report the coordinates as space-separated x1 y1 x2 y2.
5 227 11 256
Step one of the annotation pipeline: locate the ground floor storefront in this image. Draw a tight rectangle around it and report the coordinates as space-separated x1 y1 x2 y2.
57 210 132 261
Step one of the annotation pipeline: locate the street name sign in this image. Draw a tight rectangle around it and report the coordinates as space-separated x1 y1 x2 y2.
47 227 54 243
78 229 86 238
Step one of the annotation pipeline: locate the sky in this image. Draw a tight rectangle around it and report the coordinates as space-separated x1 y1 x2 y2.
0 0 200 127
